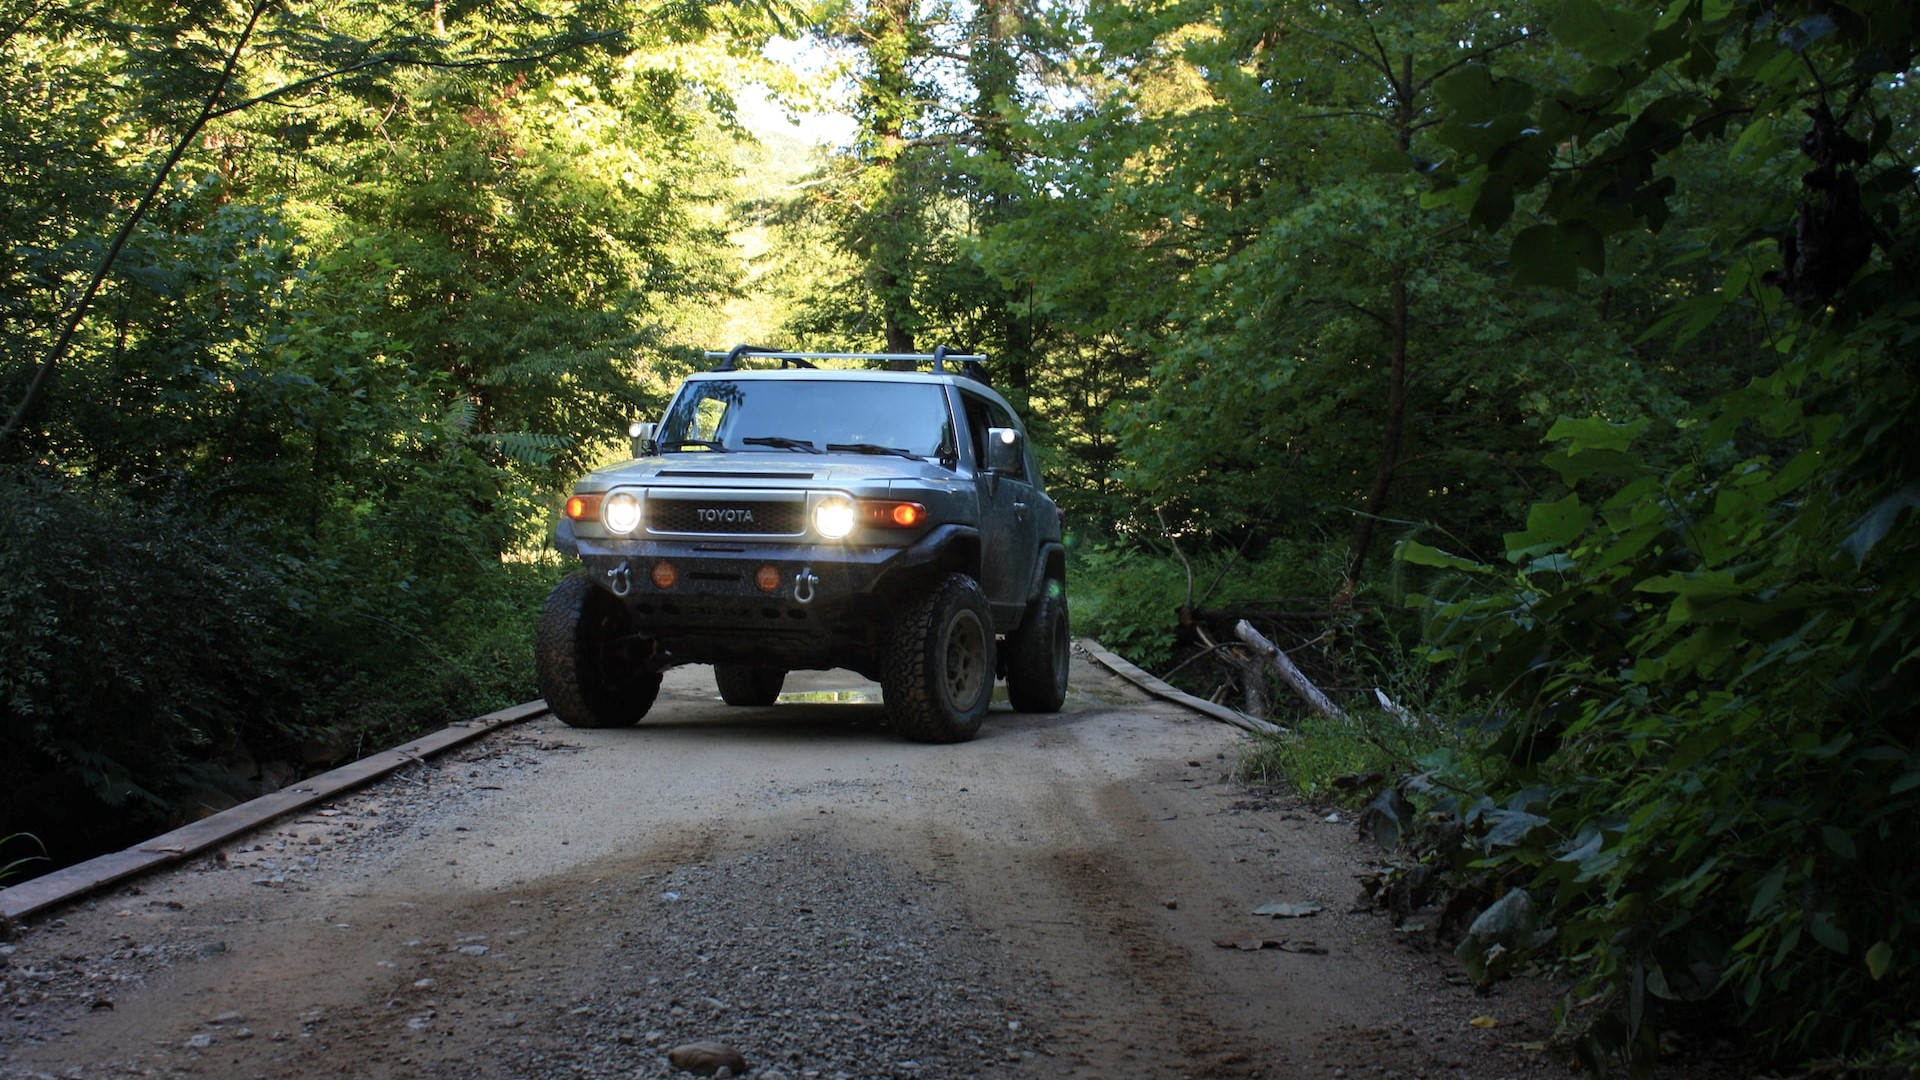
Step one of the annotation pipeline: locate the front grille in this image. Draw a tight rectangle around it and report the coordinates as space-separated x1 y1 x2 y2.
647 495 806 536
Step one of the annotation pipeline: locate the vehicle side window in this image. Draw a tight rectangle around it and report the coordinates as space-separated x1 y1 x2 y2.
962 395 993 469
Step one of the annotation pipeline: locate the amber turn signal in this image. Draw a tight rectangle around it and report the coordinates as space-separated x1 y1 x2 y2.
860 501 927 528
565 494 601 521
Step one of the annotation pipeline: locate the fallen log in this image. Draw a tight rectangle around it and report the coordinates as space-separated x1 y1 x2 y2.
1234 620 1347 720
1078 638 1283 736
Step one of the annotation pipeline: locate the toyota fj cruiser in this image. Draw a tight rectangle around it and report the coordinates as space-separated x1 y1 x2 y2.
535 346 1069 743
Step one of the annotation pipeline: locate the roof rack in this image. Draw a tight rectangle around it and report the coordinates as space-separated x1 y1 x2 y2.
705 344 992 385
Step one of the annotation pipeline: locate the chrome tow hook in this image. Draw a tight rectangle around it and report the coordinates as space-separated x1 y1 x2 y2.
606 561 633 598
794 569 819 604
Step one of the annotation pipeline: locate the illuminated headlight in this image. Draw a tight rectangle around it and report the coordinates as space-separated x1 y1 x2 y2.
813 497 856 539
603 491 642 535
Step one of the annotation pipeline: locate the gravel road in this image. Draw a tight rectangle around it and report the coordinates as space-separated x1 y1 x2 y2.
0 650 1564 1079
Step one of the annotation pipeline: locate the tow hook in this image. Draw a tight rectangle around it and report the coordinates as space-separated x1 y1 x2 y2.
607 561 633 598
794 568 819 604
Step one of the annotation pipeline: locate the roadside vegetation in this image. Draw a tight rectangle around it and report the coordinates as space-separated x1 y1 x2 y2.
2 0 1914 1075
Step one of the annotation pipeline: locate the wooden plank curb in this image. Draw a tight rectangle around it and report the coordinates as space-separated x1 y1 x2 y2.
0 700 549 924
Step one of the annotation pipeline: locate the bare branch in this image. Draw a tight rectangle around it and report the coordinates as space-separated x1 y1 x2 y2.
2 0 275 449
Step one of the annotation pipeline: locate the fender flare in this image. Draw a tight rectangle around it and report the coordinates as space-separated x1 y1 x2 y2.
1023 541 1068 606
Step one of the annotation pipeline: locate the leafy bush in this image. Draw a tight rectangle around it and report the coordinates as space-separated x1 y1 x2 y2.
1071 538 1350 672
0 464 554 870
0 468 303 849
1401 311 1920 1072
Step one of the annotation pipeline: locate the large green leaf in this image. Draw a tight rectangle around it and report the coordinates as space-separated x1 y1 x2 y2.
1505 493 1592 560
1434 65 1537 120
1552 0 1656 66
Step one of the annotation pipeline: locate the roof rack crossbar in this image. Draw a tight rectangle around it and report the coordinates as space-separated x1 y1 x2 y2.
713 344 816 372
701 345 992 386
702 350 989 365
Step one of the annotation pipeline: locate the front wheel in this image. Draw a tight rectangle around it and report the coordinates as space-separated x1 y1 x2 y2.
1006 584 1069 713
535 573 661 728
715 665 786 707
882 573 996 744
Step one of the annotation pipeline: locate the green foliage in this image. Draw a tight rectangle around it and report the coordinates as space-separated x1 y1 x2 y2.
1068 546 1192 670
1411 343 1920 1066
0 469 298 826
1386 2 1920 1072
0 0 775 867
0 833 49 885
1241 712 1436 803
1070 541 1341 672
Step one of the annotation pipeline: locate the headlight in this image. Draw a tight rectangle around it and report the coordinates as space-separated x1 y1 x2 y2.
604 491 642 534
813 497 856 539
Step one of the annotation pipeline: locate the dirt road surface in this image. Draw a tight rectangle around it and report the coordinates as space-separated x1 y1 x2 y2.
0 651 1562 1079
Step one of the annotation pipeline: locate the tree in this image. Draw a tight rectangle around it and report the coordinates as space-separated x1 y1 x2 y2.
0 0 780 865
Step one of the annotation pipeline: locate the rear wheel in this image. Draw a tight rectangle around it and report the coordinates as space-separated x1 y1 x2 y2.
535 573 661 728
714 665 786 707
1006 584 1069 713
883 573 995 743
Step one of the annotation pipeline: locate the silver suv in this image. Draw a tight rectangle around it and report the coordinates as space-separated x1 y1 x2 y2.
536 347 1069 743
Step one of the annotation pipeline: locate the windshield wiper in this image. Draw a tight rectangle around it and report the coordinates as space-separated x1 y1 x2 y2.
660 439 725 452
742 436 822 454
826 442 921 459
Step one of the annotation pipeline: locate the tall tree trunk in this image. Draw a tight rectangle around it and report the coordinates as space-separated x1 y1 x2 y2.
861 0 920 355
968 0 1028 387
1344 264 1409 591
1340 53 1416 597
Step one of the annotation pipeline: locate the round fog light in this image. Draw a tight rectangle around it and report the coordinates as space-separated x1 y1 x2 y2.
755 565 781 593
651 561 678 589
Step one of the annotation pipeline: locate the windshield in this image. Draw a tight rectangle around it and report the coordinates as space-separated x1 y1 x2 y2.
659 379 955 459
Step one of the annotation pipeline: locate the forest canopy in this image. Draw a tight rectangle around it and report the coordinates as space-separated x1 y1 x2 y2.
3 0 1916 1074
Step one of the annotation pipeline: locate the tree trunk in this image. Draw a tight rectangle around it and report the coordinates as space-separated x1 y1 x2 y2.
862 0 920 356
1340 53 1416 597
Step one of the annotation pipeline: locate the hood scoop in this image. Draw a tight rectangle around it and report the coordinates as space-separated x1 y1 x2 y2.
656 470 816 480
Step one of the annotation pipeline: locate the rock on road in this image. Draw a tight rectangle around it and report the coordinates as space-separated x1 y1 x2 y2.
0 651 1559 1079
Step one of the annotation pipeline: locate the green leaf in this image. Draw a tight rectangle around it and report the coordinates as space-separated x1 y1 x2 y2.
1749 864 1788 920
1636 570 1747 600
1562 220 1606 276
1553 0 1657 66
1470 174 1515 233
1840 484 1920 565
1505 493 1591 559
1434 65 1537 119
1866 941 1894 981
1510 224 1575 288
1545 415 1650 453
1809 911 1849 955
1821 826 1857 860
1397 541 1487 573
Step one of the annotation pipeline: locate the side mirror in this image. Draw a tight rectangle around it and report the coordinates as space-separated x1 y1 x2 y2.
984 426 1024 476
629 421 658 459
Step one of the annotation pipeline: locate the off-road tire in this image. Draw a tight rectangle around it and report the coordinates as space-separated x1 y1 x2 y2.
536 573 661 728
882 573 995 743
1006 584 1069 713
714 665 786 707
